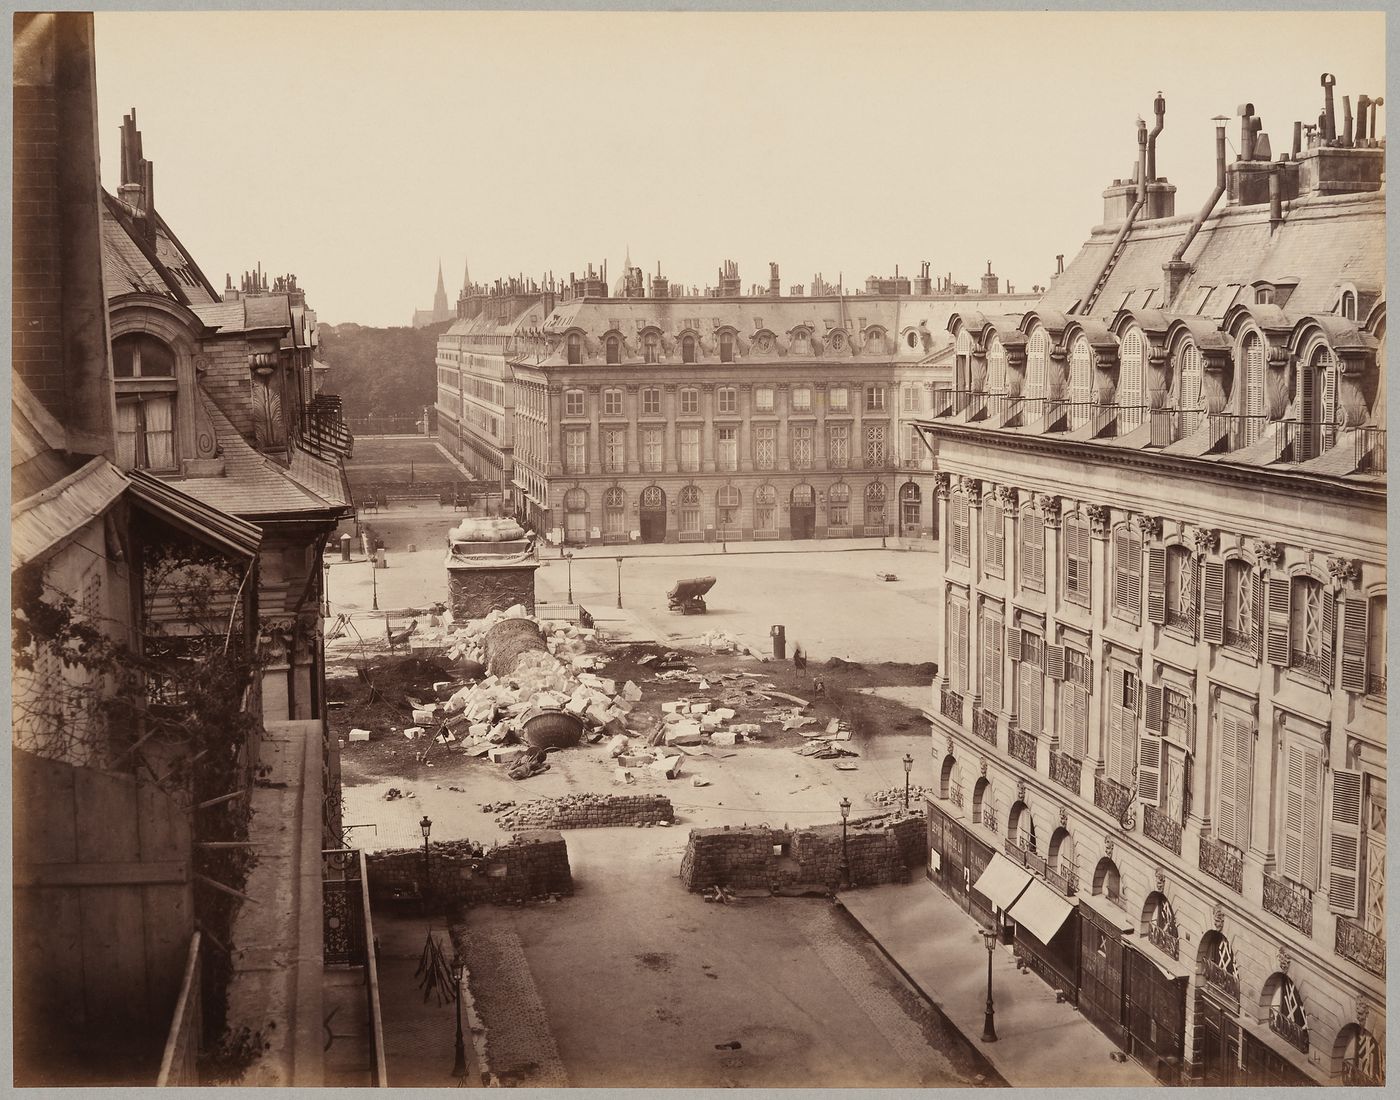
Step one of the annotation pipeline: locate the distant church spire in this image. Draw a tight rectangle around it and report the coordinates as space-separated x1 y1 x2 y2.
462 258 470 294
433 260 448 315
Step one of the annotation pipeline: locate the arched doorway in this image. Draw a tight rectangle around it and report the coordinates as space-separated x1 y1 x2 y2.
603 486 626 539
939 754 958 801
864 481 888 534
1007 800 1036 853
563 487 588 545
1196 930 1243 1086
639 485 667 543
790 483 815 539
900 481 921 536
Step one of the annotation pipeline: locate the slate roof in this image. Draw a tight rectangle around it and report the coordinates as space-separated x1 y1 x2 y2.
1041 190 1385 320
12 457 128 569
100 193 219 306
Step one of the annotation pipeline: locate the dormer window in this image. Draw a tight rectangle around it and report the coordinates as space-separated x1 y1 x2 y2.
567 332 582 365
605 335 621 365
113 333 178 471
1255 286 1275 306
681 334 696 364
643 331 659 364
114 333 175 378
1341 290 1357 321
719 331 735 363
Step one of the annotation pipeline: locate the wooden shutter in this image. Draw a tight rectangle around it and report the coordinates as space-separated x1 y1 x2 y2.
1137 733 1162 807
1320 589 1336 686
1251 571 1265 656
982 612 1003 709
1047 644 1065 681
1282 743 1306 881
1005 625 1022 663
1301 747 1322 890
1072 684 1089 756
1328 769 1363 916
1144 683 1164 734
1105 695 1124 785
1266 573 1292 666
1079 655 1094 694
1216 712 1238 846
1233 716 1253 849
1202 560 1226 644
1146 545 1167 623
1297 357 1316 460
1113 528 1130 612
957 602 970 692
1340 596 1369 694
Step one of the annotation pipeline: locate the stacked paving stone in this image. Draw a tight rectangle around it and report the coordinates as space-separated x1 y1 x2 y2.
680 814 929 892
494 792 674 831
365 830 572 908
867 785 932 809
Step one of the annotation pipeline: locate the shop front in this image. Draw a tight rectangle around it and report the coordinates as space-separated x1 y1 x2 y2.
971 851 1032 940
1007 876 1079 1001
926 801 997 926
1076 892 1135 1050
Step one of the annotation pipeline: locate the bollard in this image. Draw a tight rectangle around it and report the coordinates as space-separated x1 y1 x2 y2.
770 624 786 661
340 533 352 562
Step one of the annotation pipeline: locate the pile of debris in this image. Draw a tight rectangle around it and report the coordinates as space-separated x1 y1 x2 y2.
493 792 674 830
791 715 859 767
868 785 932 809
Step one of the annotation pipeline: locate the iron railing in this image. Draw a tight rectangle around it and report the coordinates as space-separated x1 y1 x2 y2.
1269 1006 1310 1055
322 849 388 1086
347 415 425 436
1262 872 1313 937
1207 412 1271 453
156 932 202 1086
940 685 964 725
1094 774 1134 825
1143 804 1183 856
1147 921 1180 961
1165 601 1197 637
1198 834 1244 893
1335 917 1385 978
1355 426 1387 474
1054 400 1108 434
972 706 998 746
1009 728 1037 768
1202 958 1241 1009
1148 407 1205 447
1292 649 1331 681
1044 864 1078 896
1114 404 1149 433
1049 750 1081 795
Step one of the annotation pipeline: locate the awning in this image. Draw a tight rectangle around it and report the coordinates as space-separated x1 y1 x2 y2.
971 852 1032 910
1007 877 1075 944
126 469 263 558
1128 936 1192 981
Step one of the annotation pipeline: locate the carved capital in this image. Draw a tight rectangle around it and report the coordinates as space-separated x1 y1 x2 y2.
996 485 1017 510
1135 513 1162 539
1038 494 1062 524
979 758 988 778
933 472 951 500
1252 539 1283 568
1192 526 1220 557
1327 556 1361 586
959 476 982 498
1086 503 1110 538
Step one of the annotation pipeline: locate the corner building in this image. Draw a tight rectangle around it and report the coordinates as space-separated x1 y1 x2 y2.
916 83 1385 1086
501 261 1033 546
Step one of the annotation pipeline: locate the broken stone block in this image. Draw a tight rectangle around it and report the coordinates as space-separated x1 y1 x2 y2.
607 733 629 758
622 680 643 702
614 768 635 784
692 776 711 787
661 701 685 714
709 730 738 747
688 700 711 714
619 753 656 768
403 727 423 740
489 745 527 765
664 722 704 746
650 755 683 779
700 714 722 732
603 716 630 739
597 678 617 695
348 728 371 742
713 708 736 721
412 707 437 724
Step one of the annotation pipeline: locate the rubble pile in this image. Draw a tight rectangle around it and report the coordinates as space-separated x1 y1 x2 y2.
791 714 859 765
494 792 674 830
868 785 932 809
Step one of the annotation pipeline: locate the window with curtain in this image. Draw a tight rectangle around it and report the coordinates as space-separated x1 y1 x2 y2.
115 395 176 471
755 387 775 412
641 428 663 472
679 485 701 532
603 487 626 535
564 429 587 473
678 427 700 472
828 482 850 526
828 386 848 411
791 386 812 412
716 427 737 471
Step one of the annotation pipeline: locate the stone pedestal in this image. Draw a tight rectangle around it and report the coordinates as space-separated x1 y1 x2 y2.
445 538 540 620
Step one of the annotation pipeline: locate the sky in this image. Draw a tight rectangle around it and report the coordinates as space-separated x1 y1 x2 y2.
92 10 1386 328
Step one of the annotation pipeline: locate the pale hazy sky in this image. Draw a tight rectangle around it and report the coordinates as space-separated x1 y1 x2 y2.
92 10 1385 327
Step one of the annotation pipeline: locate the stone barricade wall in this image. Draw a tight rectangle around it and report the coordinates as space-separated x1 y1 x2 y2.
366 830 571 907
680 814 928 892
495 793 674 831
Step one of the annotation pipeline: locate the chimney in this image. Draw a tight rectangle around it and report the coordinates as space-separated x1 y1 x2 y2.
769 261 781 297
1321 73 1337 143
914 260 932 295
1269 165 1285 232
980 261 999 296
1147 92 1165 180
1056 255 1065 275
1341 95 1354 147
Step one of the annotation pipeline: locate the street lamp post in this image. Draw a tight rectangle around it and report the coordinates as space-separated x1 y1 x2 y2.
903 752 915 812
450 954 467 1079
839 796 852 889
980 926 998 1042
565 552 574 604
419 815 432 899
615 556 623 609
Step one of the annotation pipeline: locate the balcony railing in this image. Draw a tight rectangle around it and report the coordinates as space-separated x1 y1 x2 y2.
1262 872 1314 937
1044 863 1078 896
1291 650 1331 681
1198 835 1244 893
1207 412 1271 453
323 849 388 1086
1010 396 1050 428
1004 837 1027 865
1049 750 1082 795
1149 407 1205 448
1142 804 1183 856
972 707 998 746
1009 728 1037 768
1202 958 1241 1010
1269 1007 1310 1055
1335 917 1385 978
1054 400 1108 435
940 685 964 725
1165 603 1197 637
156 932 202 1086
1355 426 1387 474
1223 624 1258 655
1273 419 1340 464
1093 774 1134 826
1147 921 1180 961
1024 849 1047 877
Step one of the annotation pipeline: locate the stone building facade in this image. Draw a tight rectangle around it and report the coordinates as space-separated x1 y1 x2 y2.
448 260 1035 546
916 84 1385 1086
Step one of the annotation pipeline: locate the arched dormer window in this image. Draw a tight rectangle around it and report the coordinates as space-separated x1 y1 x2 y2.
566 331 582 365
719 330 735 363
954 327 973 391
113 333 178 471
1175 340 1203 414
1069 334 1093 404
642 330 660 364
987 336 1008 394
605 334 621 365
1298 340 1340 459
865 326 887 355
1240 331 1267 444
791 327 812 356
681 333 697 364
1025 326 1047 399
1119 327 1145 428
1341 290 1357 321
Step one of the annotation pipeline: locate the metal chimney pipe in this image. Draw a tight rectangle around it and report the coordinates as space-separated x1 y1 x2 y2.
1238 103 1256 161
1292 120 1302 159
1342 95 1354 147
1371 97 1385 143
1137 117 1149 201
1269 166 1284 232
1147 92 1166 181
1357 95 1372 146
1321 73 1337 142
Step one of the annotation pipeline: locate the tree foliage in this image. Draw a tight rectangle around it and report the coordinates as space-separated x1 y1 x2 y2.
317 320 452 420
